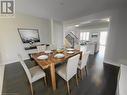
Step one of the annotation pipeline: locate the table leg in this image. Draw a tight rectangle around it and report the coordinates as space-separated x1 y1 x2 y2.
50 62 56 91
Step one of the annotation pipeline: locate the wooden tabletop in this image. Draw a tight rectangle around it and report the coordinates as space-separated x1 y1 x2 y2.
31 50 82 69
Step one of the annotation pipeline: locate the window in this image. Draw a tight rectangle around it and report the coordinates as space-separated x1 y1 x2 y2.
80 32 89 41
100 32 108 46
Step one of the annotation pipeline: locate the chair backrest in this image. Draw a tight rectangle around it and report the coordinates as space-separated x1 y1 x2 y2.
80 51 90 69
18 54 32 83
37 45 46 52
80 46 87 55
49 44 57 50
66 54 80 80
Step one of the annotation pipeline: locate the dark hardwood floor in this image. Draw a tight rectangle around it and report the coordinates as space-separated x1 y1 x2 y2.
2 47 119 95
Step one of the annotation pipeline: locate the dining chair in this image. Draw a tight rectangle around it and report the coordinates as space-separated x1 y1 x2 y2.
18 54 47 95
37 45 46 52
56 54 80 95
78 51 90 79
49 44 57 50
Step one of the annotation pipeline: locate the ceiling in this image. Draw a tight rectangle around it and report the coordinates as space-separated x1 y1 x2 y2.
16 0 127 21
77 19 109 30
64 19 109 32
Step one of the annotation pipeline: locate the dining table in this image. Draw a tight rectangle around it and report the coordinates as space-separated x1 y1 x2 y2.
31 49 82 91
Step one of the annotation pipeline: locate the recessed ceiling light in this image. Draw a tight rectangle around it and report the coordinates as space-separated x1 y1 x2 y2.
102 18 110 22
75 25 79 27
106 18 110 22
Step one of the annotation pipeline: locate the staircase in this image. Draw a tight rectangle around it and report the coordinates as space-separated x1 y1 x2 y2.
65 32 80 48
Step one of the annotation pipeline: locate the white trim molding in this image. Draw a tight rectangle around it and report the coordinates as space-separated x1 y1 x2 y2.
0 65 5 94
104 60 120 67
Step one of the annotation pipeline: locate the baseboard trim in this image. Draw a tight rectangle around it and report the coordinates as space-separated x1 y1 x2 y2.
0 65 5 94
3 57 30 65
104 61 120 67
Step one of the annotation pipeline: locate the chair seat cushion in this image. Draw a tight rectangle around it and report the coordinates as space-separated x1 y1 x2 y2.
56 64 68 81
30 66 45 83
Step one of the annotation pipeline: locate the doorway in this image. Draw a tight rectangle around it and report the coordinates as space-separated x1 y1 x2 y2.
100 32 108 46
97 31 108 61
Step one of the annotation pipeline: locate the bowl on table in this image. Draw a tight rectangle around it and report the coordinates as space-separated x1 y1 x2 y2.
67 51 74 54
44 50 52 54
37 55 48 60
56 49 64 53
66 48 74 51
54 53 65 58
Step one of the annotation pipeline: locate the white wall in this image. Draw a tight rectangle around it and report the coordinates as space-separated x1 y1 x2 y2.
64 7 127 66
104 8 127 66
51 19 64 49
0 13 51 64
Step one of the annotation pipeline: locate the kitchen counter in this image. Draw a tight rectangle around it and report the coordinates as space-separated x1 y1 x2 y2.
80 42 99 55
